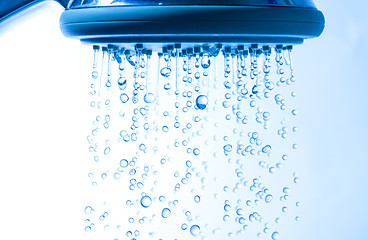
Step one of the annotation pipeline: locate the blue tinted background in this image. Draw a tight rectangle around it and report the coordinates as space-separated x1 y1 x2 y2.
0 0 367 239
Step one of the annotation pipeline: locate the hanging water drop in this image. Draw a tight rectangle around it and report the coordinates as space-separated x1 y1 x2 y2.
125 50 136 66
201 54 211 69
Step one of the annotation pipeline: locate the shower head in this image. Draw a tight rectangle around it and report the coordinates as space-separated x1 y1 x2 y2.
59 0 325 50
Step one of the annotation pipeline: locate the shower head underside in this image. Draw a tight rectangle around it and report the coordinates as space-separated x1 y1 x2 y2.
60 0 325 50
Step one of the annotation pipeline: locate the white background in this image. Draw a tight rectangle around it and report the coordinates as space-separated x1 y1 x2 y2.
0 0 367 239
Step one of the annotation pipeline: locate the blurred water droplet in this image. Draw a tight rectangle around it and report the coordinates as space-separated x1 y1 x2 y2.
84 206 94 214
265 194 273 203
193 148 200 156
262 145 272 153
272 232 280 239
190 225 200 237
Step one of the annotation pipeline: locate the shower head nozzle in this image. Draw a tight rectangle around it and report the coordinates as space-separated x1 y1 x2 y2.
59 0 325 49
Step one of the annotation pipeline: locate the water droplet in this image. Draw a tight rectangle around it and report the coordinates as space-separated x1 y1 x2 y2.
118 77 127 88
222 101 230 108
201 55 211 69
194 195 200 203
224 204 231 211
104 147 111 155
120 93 129 103
272 232 280 240
262 145 272 153
144 93 156 103
181 223 188 230
84 206 94 214
120 159 128 168
161 208 171 218
190 225 200 237
196 95 208 110
283 187 290 193
162 126 169 132
265 194 273 203
160 67 171 77
140 195 152 208
92 71 98 79
224 81 231 89
252 85 259 94
193 148 200 156
164 83 171 90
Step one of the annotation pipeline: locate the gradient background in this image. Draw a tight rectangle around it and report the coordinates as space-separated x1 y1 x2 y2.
0 0 367 239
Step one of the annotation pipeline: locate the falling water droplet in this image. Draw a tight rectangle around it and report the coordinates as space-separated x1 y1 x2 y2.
104 147 111 155
196 95 208 110
181 223 188 230
140 195 152 208
144 93 156 103
161 208 171 218
252 85 259 94
118 77 127 89
272 232 280 240
190 225 200 237
160 67 172 77
193 148 200 156
92 71 98 79
120 93 129 103
262 145 272 153
84 206 94 214
265 194 273 203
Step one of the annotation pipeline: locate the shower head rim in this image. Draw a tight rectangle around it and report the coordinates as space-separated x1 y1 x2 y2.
60 5 325 47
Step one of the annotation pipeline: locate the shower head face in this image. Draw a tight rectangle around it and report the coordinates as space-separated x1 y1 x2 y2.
60 0 325 48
